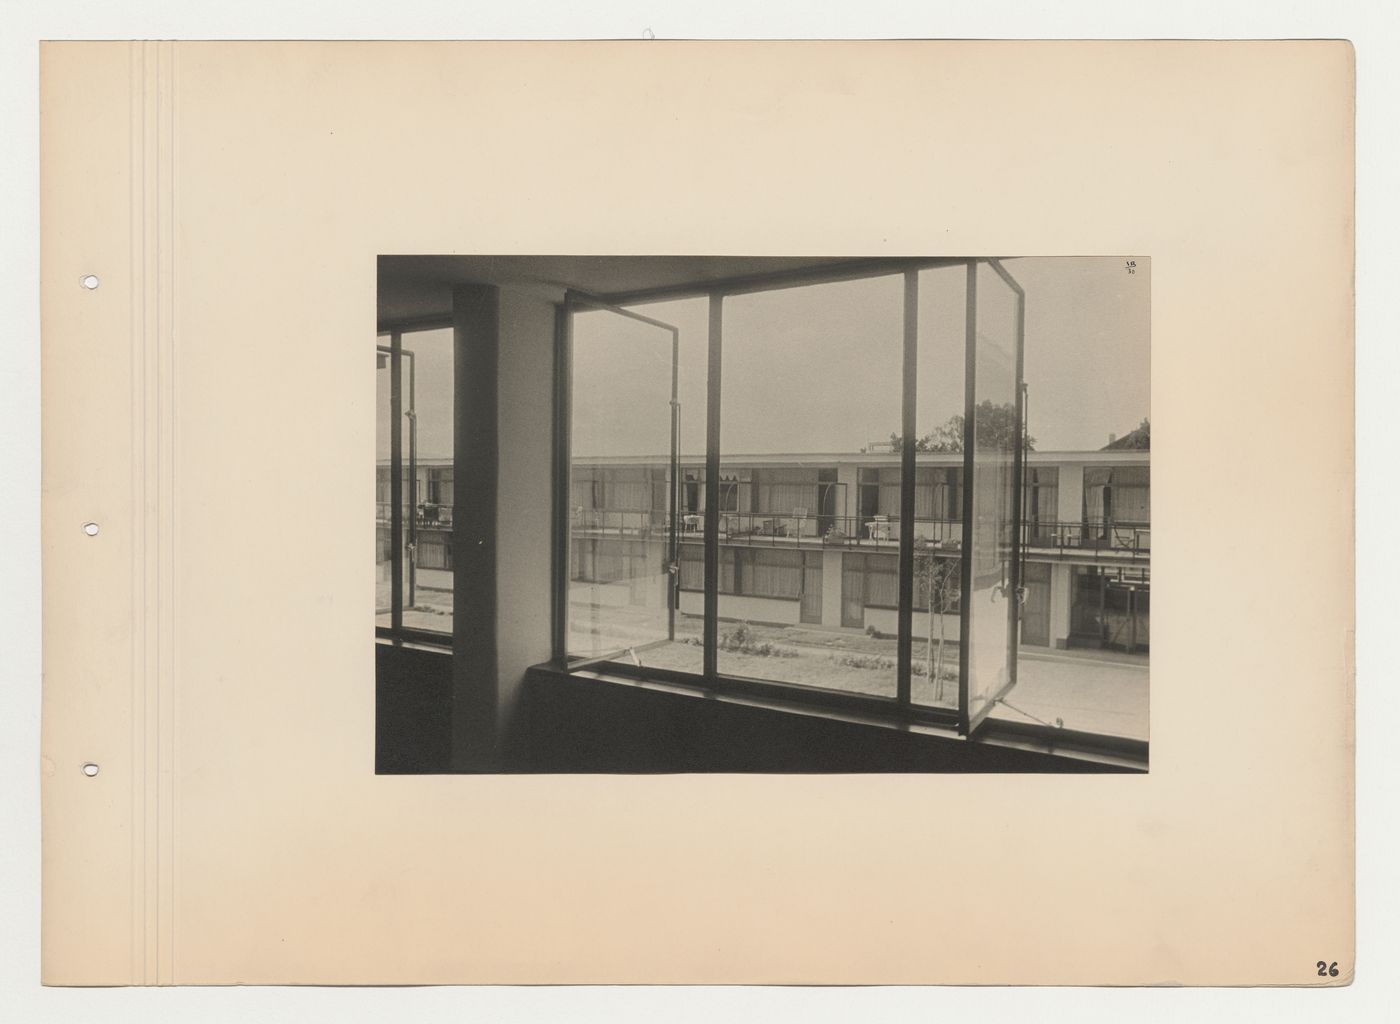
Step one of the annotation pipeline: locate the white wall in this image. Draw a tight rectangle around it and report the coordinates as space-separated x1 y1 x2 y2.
678 589 801 626
570 575 670 610
862 605 960 644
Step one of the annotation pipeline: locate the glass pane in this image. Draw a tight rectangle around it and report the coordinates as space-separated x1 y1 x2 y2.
401 328 454 633
569 301 702 671
911 265 969 709
374 337 399 630
964 262 1021 727
717 275 903 696
975 257 1150 742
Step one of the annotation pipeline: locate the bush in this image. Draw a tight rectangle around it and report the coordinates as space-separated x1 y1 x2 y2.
831 652 959 682
717 622 798 658
832 653 896 671
911 660 959 683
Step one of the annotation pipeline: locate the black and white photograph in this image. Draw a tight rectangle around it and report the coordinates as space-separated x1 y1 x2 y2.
376 255 1150 773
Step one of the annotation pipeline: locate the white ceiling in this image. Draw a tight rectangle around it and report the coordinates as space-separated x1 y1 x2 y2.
377 255 955 323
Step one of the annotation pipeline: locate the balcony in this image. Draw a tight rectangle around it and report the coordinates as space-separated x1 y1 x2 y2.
376 501 455 529
567 506 1149 561
1023 519 1150 560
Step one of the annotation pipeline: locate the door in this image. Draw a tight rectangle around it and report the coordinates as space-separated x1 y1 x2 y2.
800 557 823 624
817 469 837 538
841 554 865 628
1133 588 1150 651
1020 561 1051 646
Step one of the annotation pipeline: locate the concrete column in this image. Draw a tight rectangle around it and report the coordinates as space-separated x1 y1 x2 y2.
450 285 558 771
492 288 561 766
451 283 501 771
1049 562 1073 649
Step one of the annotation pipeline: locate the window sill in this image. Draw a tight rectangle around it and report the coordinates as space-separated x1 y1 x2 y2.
376 630 452 653
531 661 1147 773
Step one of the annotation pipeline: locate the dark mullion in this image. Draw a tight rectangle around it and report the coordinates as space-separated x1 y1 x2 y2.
599 256 967 308
389 330 404 634
405 349 418 611
1007 271 1027 687
958 262 977 735
668 327 681 643
703 294 723 679
551 301 572 664
896 271 918 706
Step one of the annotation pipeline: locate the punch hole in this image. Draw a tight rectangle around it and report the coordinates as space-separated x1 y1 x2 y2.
82 522 100 537
81 763 100 777
80 274 100 290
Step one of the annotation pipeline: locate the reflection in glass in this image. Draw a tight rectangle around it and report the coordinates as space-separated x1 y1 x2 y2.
962 261 1021 728
568 302 701 672
716 275 903 696
911 265 969 710
375 336 398 630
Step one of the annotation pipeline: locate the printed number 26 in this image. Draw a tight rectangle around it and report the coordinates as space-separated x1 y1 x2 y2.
1317 961 1339 977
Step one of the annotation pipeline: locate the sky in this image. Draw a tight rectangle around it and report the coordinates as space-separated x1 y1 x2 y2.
382 257 1151 461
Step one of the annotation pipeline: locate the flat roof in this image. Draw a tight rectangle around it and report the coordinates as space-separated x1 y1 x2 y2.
394 449 1149 468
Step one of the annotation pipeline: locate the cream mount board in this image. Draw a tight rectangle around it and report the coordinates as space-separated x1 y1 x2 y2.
40 40 1354 986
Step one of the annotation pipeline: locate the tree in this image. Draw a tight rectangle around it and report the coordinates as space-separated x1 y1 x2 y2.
888 400 1035 454
914 550 960 702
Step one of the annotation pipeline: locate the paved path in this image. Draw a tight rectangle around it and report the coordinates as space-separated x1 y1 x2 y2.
992 652 1148 740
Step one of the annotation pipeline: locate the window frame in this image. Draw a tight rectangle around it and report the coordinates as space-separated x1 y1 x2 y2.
958 258 1029 735
376 322 455 646
549 258 1142 757
553 290 683 670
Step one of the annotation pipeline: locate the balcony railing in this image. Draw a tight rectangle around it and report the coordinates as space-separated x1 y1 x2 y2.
569 507 955 549
567 506 1150 559
1024 519 1150 558
376 501 455 528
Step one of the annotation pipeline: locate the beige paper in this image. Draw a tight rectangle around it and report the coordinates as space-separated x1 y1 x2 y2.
41 40 1354 985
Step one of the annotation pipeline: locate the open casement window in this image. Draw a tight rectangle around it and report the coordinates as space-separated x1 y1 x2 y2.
959 260 1027 736
563 291 686 669
552 258 1032 739
376 326 455 640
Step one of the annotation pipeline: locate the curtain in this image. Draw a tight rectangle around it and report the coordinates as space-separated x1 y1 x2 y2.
741 549 803 598
762 483 816 515
1114 485 1150 524
607 479 650 511
915 468 960 519
678 544 704 590
863 553 900 607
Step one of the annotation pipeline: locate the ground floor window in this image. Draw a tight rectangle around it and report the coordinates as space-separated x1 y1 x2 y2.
1070 566 1151 653
678 543 813 602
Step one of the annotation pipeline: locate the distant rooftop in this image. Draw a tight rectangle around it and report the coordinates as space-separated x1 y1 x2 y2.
1102 419 1151 451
